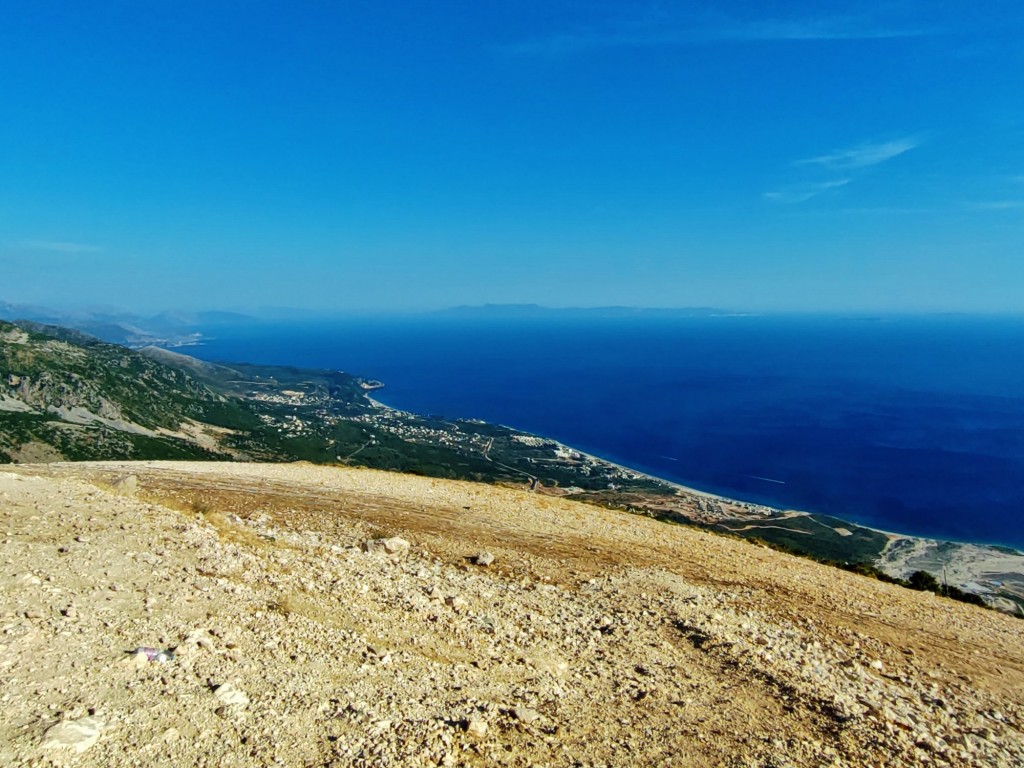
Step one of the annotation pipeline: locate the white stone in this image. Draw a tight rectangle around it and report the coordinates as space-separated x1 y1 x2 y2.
362 537 410 557
213 682 250 707
184 628 217 650
465 717 488 738
513 706 541 724
474 551 495 566
119 651 150 669
41 717 103 753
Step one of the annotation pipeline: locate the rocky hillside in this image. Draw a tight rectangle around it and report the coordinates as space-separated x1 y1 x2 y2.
0 321 251 462
2 461 1021 767
0 321 381 466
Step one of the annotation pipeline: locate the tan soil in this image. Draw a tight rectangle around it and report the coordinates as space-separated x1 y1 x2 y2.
2 461 1022 767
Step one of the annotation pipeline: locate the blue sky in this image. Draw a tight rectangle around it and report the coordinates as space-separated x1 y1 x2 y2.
2 1 1023 313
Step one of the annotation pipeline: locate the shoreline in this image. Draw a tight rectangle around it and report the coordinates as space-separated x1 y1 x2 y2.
366 395 1024 567
370 394 1024 556
566 439 1024 611
570 441 1024 554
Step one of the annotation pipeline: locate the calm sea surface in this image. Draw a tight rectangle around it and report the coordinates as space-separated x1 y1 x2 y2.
191 315 1024 549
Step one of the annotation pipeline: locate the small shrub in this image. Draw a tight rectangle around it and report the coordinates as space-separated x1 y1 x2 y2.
190 499 213 516
908 570 941 591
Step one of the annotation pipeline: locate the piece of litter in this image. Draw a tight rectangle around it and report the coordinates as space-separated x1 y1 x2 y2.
130 646 174 663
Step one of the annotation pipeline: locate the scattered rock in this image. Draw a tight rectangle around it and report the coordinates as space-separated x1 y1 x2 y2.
182 628 217 651
445 595 468 612
513 706 541 724
213 682 250 708
464 717 488 739
41 716 103 753
119 650 150 669
3 463 1023 768
473 551 495 566
362 537 410 557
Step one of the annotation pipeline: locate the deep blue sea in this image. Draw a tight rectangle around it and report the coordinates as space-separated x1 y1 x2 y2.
190 314 1024 549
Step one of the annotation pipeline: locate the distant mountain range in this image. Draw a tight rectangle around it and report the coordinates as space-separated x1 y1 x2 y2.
0 300 750 349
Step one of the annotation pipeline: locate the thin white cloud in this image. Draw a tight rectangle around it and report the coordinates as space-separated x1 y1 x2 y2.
764 178 851 204
833 206 934 215
22 240 103 254
727 17 933 42
967 200 1024 210
504 11 933 56
797 138 921 170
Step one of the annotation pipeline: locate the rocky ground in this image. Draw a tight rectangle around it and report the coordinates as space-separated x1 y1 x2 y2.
2 461 1022 767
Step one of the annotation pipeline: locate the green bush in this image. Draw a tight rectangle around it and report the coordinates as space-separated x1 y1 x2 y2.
908 570 941 591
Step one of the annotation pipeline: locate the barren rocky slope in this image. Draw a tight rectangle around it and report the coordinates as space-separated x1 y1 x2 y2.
2 462 1022 767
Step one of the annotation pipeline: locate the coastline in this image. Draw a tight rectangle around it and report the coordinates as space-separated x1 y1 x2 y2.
194 317 1024 556
573 440 1023 550
565 440 1024 611
365 394 1023 610
373 393 1022 554
568 445 741 501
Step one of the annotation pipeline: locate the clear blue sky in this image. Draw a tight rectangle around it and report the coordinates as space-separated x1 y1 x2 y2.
2 1 1023 313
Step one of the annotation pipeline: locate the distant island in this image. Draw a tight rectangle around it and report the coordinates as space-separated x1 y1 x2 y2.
435 304 748 319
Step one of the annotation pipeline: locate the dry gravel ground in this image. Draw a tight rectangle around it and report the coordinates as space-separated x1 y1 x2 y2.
1 461 1022 768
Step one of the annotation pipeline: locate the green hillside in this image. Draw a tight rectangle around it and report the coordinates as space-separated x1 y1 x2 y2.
0 320 610 484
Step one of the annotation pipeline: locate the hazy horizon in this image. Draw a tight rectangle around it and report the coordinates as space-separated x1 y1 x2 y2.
6 297 1024 324
2 2 1023 313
